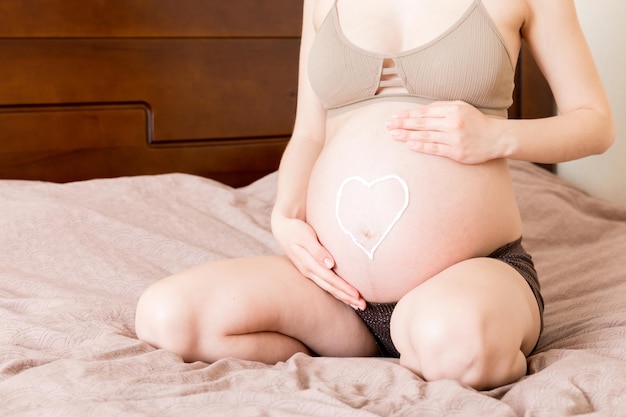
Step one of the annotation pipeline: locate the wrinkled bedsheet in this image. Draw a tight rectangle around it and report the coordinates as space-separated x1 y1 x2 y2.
1 161 625 416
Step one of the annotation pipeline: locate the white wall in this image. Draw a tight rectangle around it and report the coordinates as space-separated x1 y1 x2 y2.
557 0 626 206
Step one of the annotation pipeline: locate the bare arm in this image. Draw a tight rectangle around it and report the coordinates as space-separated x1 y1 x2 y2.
271 0 365 309
497 0 615 163
271 0 327 221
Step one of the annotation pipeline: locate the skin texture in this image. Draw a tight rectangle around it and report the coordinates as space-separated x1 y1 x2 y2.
136 0 614 390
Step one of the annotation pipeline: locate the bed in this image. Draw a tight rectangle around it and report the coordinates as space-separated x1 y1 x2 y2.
1 2 625 416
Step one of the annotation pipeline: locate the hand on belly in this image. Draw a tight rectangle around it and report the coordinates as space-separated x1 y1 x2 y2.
336 174 410 260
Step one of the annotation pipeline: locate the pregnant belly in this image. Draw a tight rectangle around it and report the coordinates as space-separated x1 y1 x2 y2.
305 107 522 302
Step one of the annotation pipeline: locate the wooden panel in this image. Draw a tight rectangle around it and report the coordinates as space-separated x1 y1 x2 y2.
509 43 555 120
0 38 299 143
517 46 555 120
0 138 287 187
0 0 302 37
0 1 302 185
0 102 288 186
0 104 149 151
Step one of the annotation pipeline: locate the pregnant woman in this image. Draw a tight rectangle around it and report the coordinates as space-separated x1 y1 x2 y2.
135 0 614 390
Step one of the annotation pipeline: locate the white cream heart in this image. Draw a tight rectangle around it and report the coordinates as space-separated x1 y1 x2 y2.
335 175 410 260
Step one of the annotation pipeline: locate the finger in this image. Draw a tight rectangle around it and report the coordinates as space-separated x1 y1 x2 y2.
428 100 467 112
313 263 362 302
388 115 449 134
296 225 366 308
391 103 450 120
391 105 428 119
294 245 363 306
391 128 444 143
407 140 457 160
309 270 364 307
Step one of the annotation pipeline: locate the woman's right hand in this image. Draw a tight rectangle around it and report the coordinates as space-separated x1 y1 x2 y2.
271 214 366 310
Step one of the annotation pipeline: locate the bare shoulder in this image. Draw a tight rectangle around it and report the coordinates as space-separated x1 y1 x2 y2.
521 0 579 33
522 0 577 15
519 0 586 55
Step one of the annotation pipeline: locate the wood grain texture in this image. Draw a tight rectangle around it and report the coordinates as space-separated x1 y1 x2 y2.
0 1 301 185
0 0 302 37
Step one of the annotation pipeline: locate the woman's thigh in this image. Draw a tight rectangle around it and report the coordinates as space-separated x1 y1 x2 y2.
135 255 378 362
389 257 541 389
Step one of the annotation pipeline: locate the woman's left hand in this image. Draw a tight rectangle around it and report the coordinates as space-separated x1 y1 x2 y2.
386 100 506 164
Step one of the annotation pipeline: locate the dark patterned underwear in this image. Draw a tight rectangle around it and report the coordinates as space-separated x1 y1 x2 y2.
354 237 544 358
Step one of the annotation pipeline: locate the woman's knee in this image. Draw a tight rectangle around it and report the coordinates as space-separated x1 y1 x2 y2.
392 301 525 390
391 258 537 389
135 260 288 363
135 277 199 358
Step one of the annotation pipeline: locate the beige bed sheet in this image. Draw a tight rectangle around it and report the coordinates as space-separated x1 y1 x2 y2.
1 161 625 416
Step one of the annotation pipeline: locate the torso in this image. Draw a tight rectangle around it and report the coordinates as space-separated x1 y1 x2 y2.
305 0 526 302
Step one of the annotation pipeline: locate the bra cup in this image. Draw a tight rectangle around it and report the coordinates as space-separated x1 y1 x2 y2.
308 1 514 113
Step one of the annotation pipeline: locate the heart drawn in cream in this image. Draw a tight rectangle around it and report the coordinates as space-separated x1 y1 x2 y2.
335 175 410 260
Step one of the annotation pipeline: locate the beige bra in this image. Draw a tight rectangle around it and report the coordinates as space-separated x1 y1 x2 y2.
308 0 515 117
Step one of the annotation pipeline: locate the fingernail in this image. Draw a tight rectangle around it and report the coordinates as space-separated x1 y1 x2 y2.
391 130 403 139
323 258 333 269
350 302 366 311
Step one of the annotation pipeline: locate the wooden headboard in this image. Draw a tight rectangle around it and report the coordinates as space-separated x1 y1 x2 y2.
0 1 554 186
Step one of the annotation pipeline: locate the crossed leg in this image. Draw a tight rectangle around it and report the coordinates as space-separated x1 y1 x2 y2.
390 257 542 390
136 254 541 390
135 255 379 364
